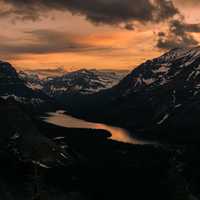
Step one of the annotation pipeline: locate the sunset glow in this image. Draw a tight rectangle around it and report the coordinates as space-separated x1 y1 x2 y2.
0 0 200 70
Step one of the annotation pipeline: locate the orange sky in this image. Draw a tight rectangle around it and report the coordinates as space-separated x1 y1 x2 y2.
0 0 200 71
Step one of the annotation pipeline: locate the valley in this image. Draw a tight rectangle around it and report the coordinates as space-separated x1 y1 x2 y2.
1 47 200 199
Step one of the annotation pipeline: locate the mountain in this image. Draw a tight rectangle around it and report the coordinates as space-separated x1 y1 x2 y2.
19 67 66 79
43 69 127 95
0 61 56 113
0 97 77 199
19 70 44 90
0 97 73 168
20 68 128 107
0 97 174 200
67 47 200 141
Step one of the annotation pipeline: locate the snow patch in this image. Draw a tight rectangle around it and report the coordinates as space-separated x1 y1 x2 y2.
153 65 170 73
157 114 169 125
142 78 155 85
32 160 51 169
175 104 182 108
1 95 44 104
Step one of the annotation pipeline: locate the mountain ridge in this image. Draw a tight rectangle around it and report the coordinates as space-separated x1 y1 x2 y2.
0 61 56 113
66 46 200 141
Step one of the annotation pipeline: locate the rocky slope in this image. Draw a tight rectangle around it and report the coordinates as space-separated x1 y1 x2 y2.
0 97 72 168
67 47 200 141
0 61 56 113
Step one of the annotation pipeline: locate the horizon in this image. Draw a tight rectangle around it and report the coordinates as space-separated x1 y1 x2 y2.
0 0 200 70
7 45 200 73
16 65 131 73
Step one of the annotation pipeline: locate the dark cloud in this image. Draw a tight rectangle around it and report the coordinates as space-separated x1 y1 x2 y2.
174 0 200 6
154 0 179 21
124 23 135 31
0 29 115 55
1 0 179 29
157 32 198 50
184 23 200 33
25 67 65 74
155 0 200 50
170 20 200 35
158 32 166 37
156 19 200 50
1 0 198 52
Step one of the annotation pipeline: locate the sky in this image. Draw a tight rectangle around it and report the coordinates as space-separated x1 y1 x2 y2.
0 0 200 71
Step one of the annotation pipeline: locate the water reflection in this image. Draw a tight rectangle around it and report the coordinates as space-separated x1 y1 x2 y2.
43 111 146 144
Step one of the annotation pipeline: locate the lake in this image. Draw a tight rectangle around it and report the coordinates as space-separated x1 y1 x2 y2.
43 110 148 144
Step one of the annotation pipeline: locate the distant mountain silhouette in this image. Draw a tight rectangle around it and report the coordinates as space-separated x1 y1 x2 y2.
20 68 127 108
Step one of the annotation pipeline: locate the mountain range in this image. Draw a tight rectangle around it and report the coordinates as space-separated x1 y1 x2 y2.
1 47 200 199
19 68 128 107
2 47 200 140
65 47 200 141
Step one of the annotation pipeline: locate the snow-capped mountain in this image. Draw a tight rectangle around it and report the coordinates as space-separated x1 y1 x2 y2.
116 47 200 94
43 69 128 96
19 70 44 90
19 68 128 108
114 46 200 138
19 67 66 79
0 61 54 111
68 47 200 140
18 67 67 91
20 68 127 95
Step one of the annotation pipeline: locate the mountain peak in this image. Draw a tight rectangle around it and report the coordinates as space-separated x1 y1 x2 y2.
0 61 18 77
125 46 200 90
91 46 200 135
75 68 93 74
157 46 200 64
0 61 54 109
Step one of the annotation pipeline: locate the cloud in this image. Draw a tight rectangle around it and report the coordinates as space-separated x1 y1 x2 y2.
124 23 135 31
0 29 115 55
25 67 66 73
154 0 200 50
174 0 200 6
154 0 179 21
156 18 200 50
1 0 198 53
2 0 179 29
